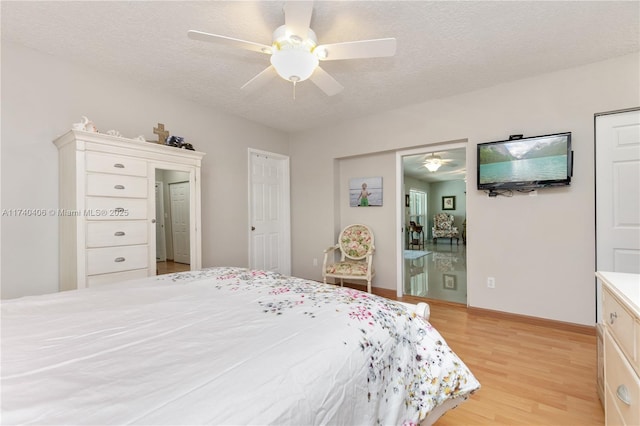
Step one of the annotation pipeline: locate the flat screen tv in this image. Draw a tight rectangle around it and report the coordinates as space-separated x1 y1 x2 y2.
477 132 572 192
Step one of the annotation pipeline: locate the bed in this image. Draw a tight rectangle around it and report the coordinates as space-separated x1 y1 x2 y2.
1 267 479 425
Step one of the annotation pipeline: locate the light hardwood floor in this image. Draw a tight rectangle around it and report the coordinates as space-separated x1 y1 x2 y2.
156 260 190 275
369 287 605 425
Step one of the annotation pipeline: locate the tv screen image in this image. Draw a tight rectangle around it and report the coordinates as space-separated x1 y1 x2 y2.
477 132 572 191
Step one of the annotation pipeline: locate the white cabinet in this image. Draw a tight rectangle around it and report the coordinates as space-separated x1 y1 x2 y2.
54 130 205 290
598 271 640 426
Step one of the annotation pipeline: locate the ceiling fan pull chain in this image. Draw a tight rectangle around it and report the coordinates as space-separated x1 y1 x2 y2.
292 80 297 100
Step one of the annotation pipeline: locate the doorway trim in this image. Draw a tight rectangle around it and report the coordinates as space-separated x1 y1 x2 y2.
155 181 167 262
247 148 291 275
395 141 467 298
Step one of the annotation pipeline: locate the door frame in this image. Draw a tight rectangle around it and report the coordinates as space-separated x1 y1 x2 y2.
155 181 167 262
247 148 291 275
395 141 467 298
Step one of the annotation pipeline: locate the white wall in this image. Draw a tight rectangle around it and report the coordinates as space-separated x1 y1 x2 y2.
0 42 289 299
290 52 640 326
337 153 396 286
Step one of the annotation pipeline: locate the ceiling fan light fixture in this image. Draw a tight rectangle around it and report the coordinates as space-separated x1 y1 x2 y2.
424 155 443 172
269 25 319 83
270 47 319 82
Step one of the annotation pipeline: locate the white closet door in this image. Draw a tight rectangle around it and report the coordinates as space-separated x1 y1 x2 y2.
170 182 190 264
596 109 640 273
248 150 291 275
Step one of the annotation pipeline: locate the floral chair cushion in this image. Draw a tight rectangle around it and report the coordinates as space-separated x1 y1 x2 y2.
326 261 370 276
339 224 373 260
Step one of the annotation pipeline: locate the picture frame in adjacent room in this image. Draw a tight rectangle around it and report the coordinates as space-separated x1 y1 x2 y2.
442 195 456 210
349 176 383 207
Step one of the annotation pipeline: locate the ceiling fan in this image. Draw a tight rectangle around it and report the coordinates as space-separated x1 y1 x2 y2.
187 1 396 97
423 153 456 172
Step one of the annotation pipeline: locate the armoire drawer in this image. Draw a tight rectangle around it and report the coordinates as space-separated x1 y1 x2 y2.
85 152 147 177
605 330 640 426
604 288 636 362
86 268 150 287
87 245 148 276
86 173 147 198
86 221 148 247
85 197 148 220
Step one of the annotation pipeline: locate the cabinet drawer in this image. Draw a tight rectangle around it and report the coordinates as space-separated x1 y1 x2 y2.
85 197 147 220
87 268 150 287
87 245 148 275
87 221 147 247
605 386 628 426
604 288 636 360
87 173 147 198
85 152 147 177
605 331 640 426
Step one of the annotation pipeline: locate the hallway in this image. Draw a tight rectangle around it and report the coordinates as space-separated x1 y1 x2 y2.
404 240 467 304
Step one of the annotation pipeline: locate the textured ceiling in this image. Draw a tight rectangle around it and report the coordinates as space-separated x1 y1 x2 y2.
2 1 638 133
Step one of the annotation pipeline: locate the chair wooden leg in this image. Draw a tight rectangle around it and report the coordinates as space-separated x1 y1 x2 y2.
367 280 371 294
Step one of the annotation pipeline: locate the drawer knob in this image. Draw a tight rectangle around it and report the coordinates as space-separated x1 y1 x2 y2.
609 312 618 324
113 163 125 168
114 257 126 263
114 185 125 190
616 384 631 406
114 231 125 236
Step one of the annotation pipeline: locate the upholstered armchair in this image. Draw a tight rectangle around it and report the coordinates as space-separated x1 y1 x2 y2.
323 224 375 293
432 213 459 245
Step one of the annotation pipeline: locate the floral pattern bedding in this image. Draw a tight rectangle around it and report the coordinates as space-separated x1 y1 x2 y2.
1 267 479 425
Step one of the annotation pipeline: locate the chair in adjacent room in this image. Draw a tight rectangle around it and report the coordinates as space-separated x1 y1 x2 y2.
432 213 460 245
323 224 375 293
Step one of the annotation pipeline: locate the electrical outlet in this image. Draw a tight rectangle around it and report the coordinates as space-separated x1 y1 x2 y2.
313 258 318 267
487 277 496 288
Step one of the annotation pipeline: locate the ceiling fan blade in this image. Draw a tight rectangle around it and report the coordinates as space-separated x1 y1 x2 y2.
310 66 343 96
188 30 271 54
241 66 277 91
316 38 396 61
284 1 313 39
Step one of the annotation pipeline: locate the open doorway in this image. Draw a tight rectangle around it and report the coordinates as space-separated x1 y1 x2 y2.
155 169 191 275
397 145 467 304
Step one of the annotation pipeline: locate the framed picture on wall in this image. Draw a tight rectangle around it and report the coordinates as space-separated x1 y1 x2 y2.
349 176 383 207
442 195 456 210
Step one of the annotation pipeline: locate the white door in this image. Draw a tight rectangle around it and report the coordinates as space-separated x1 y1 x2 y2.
155 182 166 261
170 181 190 264
596 109 640 272
248 150 291 275
596 109 640 320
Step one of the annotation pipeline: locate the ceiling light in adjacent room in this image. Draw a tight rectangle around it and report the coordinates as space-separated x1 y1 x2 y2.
424 154 443 172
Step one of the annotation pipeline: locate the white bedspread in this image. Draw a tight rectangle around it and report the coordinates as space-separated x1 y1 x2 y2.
1 267 479 425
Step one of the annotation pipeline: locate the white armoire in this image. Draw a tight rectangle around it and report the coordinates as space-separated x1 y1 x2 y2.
54 130 205 291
